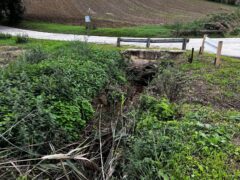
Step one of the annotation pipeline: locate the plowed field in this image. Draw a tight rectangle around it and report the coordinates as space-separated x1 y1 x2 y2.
23 0 234 26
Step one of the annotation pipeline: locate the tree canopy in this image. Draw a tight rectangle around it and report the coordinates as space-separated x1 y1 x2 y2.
0 0 24 24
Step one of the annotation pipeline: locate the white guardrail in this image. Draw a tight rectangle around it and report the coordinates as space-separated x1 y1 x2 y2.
202 36 240 59
199 35 240 66
205 37 219 53
200 35 223 66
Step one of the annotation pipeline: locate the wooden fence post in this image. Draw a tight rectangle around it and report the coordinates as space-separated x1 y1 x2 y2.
215 41 223 67
117 37 121 47
182 38 187 50
146 38 151 48
199 34 207 55
188 48 194 63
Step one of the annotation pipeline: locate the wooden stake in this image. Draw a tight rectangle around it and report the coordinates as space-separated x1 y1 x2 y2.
199 34 207 55
188 48 194 63
199 47 202 55
215 41 223 67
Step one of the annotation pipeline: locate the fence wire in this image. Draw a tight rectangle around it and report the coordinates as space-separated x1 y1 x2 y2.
205 37 240 58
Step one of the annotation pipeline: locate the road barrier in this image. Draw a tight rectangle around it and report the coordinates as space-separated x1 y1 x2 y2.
199 35 224 66
117 37 189 50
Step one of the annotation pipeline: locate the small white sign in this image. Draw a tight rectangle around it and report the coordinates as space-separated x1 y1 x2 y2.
85 16 91 23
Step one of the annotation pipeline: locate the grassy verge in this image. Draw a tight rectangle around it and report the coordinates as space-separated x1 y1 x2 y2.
17 20 173 38
124 54 240 179
0 34 126 51
0 35 67 50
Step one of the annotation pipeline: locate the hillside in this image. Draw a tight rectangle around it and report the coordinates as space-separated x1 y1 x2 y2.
23 0 234 27
0 37 240 179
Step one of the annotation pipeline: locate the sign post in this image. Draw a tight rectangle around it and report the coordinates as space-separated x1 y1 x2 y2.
85 15 91 36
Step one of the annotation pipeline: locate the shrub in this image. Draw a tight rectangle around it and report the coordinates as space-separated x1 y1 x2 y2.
0 42 126 154
172 21 183 37
24 46 48 64
230 27 240 35
137 96 177 130
149 67 188 102
0 33 12 39
15 34 29 44
50 100 94 139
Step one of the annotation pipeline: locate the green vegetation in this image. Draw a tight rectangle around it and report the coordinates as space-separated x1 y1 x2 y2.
15 34 29 44
0 36 122 52
126 97 240 179
0 33 12 40
124 55 240 179
18 20 173 37
180 55 240 101
0 37 239 179
0 40 126 154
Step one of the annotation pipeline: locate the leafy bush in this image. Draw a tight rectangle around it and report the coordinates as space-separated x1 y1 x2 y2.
51 100 94 139
137 96 177 130
0 42 126 153
15 34 29 44
24 46 48 64
173 9 240 37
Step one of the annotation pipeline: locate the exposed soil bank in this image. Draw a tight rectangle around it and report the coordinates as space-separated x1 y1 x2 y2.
0 46 23 67
75 49 185 179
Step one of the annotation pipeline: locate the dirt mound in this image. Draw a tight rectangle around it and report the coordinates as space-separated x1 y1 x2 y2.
23 0 233 27
0 46 23 67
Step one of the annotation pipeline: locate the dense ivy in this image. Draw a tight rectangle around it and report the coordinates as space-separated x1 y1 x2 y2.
0 42 126 153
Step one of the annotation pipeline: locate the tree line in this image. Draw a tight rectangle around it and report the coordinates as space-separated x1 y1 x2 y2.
0 0 24 24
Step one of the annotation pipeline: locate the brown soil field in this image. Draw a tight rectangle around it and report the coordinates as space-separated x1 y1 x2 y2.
23 0 234 27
